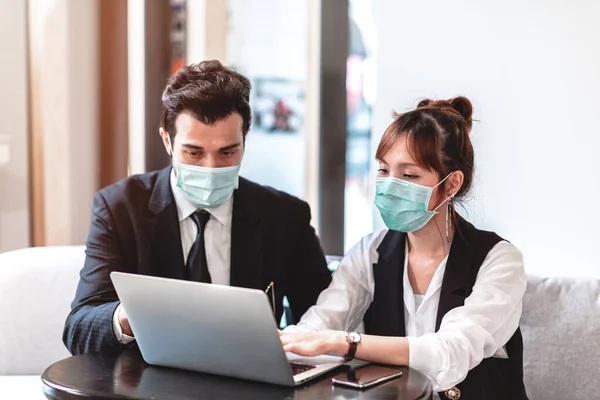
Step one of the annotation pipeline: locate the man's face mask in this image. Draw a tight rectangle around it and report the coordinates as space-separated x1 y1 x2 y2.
167 137 240 209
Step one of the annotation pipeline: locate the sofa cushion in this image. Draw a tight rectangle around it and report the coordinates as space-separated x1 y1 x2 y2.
521 275 600 399
0 375 46 399
0 246 85 375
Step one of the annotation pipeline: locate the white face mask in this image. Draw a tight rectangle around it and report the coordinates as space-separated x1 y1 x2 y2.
167 137 240 209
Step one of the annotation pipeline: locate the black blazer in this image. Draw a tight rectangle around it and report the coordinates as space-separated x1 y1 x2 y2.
63 167 332 355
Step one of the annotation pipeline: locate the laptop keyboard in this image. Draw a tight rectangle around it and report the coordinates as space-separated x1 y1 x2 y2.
290 362 317 375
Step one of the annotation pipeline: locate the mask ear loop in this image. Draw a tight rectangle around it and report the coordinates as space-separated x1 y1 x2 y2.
166 134 174 157
166 134 180 178
432 172 455 213
431 172 456 245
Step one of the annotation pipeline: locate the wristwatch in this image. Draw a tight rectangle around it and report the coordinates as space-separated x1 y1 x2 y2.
344 331 362 361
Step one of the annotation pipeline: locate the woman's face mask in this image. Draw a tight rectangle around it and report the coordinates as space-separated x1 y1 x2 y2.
374 173 453 232
374 137 456 232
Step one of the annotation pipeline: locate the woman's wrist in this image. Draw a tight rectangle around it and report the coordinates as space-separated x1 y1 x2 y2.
329 330 349 356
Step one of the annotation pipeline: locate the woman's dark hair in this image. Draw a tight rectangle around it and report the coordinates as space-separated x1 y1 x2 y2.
160 60 252 141
375 96 475 200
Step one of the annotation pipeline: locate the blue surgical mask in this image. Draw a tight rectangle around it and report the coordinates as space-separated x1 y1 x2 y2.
167 138 240 209
374 174 453 232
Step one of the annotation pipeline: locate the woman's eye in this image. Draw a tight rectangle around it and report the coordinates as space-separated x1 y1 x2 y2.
377 169 388 175
403 174 418 179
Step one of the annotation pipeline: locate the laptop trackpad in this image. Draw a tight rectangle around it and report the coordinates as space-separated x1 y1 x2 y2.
286 353 345 366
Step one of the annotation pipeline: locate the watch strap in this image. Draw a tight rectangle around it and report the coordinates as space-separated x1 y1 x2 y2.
345 341 358 361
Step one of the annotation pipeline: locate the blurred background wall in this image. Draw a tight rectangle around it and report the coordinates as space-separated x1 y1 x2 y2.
372 1 600 278
1 0 598 279
0 0 30 251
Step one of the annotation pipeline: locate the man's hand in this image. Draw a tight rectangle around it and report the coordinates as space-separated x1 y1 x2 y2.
118 304 134 337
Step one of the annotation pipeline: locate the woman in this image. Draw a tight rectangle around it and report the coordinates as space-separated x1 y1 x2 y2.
280 97 528 400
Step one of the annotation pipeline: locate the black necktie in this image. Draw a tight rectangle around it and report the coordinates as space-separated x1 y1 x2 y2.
187 210 212 283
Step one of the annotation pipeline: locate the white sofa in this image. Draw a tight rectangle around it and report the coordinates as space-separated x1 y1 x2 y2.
521 275 600 399
0 246 598 399
0 246 85 399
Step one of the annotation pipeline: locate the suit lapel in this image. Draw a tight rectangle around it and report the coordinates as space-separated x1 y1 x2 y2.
229 178 265 289
147 167 186 280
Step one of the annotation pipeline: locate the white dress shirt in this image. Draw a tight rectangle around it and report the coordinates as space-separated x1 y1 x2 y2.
285 229 527 392
113 169 234 344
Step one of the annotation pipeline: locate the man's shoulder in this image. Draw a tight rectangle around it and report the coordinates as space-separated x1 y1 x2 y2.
238 177 309 216
97 168 167 207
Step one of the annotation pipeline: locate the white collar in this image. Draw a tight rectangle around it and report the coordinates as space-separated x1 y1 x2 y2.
170 168 234 226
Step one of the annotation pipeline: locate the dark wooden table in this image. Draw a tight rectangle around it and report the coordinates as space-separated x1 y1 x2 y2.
42 348 433 400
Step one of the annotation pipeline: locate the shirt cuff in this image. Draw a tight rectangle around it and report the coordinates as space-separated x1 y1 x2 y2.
408 334 466 392
407 335 438 374
113 303 136 344
408 334 450 391
283 324 318 334
282 325 301 333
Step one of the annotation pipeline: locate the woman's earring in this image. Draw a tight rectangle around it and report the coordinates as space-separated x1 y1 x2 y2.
446 197 453 244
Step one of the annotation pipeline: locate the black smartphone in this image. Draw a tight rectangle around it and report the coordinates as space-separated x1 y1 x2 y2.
331 365 403 389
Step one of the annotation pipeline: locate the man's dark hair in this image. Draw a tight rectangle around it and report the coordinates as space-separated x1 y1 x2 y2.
160 60 252 140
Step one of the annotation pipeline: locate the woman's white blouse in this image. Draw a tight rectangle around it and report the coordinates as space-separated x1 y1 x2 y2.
287 229 527 391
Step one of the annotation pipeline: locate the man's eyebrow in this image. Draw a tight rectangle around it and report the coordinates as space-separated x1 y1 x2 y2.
181 143 203 150
219 143 242 151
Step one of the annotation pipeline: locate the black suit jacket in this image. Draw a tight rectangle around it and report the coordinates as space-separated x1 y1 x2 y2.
63 167 332 355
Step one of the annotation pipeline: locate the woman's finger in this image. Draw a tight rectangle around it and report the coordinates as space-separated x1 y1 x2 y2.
283 343 301 354
283 343 292 351
279 333 304 343
280 336 291 346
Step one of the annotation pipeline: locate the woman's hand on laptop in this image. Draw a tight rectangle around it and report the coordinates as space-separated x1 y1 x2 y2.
279 330 346 357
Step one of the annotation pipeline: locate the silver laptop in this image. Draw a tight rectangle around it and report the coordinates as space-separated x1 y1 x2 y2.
110 272 345 386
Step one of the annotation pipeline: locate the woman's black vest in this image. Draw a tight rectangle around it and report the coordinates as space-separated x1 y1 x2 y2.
363 217 528 400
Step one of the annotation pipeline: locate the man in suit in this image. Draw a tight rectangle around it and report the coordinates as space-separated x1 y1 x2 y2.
63 60 333 355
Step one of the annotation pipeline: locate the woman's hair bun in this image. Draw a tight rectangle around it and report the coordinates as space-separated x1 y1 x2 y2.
415 96 473 133
449 96 473 128
416 99 432 108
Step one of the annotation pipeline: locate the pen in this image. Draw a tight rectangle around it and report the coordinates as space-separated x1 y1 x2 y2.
265 281 275 317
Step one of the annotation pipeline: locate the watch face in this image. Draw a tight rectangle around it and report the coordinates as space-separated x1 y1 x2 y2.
348 332 361 343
